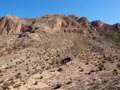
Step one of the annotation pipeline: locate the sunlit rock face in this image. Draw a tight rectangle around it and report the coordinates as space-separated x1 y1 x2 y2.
0 15 24 34
0 14 120 35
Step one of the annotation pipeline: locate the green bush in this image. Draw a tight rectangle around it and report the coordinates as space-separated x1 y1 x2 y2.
106 32 119 41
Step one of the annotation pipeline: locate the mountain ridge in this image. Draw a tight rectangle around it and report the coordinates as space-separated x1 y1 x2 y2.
0 14 120 34
0 14 120 90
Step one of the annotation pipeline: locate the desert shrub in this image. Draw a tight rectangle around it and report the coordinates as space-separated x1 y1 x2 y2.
106 31 120 42
13 83 21 88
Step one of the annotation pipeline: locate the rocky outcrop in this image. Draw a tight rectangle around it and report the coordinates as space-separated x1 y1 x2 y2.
0 14 120 35
91 20 120 31
91 20 104 29
40 14 79 30
78 17 90 25
0 15 23 34
113 23 120 30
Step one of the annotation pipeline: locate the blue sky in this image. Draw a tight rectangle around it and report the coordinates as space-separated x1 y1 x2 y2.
0 0 120 24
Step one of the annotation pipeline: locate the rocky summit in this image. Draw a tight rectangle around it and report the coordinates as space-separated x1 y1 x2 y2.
0 14 120 90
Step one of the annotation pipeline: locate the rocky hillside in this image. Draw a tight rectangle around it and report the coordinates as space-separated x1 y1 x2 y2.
0 14 120 32
0 14 120 90
0 14 120 42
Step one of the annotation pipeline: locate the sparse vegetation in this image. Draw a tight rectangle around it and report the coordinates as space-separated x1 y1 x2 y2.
0 14 120 90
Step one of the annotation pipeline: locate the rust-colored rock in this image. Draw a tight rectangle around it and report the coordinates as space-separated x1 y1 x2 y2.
0 14 120 35
0 15 23 34
91 20 104 29
78 17 89 25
